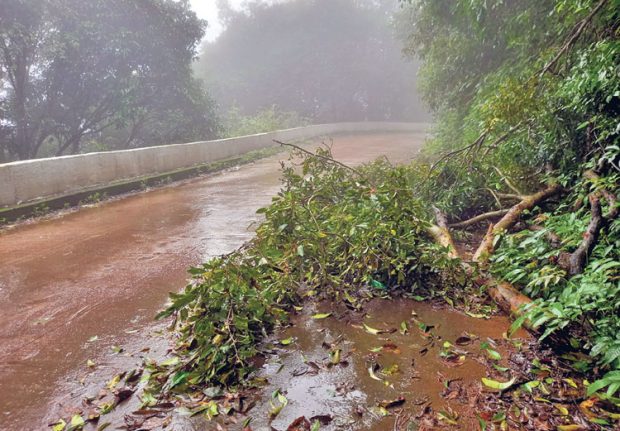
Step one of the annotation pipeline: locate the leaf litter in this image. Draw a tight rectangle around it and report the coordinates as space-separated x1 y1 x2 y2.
50 299 620 430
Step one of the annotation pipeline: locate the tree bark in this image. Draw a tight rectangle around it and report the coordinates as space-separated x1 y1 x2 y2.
472 183 562 265
449 209 509 229
427 207 460 259
567 194 602 275
485 279 534 317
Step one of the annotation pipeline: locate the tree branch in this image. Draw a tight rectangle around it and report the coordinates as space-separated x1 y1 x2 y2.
426 131 488 178
427 123 525 182
496 192 522 200
562 170 619 275
584 169 618 219
473 183 563 265
273 139 365 179
425 208 534 321
567 193 603 275
493 167 523 196
427 206 460 258
540 0 610 76
449 209 510 229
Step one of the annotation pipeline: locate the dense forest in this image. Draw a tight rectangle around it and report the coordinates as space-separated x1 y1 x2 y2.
0 0 219 161
195 0 428 130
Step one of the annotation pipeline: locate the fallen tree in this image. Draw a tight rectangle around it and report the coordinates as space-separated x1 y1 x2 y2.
472 183 563 265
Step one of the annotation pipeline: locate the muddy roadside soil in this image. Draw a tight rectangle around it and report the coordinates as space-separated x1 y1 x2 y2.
0 132 426 430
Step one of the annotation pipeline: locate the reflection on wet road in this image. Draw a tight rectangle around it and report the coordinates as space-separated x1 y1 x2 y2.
251 298 521 430
0 132 425 430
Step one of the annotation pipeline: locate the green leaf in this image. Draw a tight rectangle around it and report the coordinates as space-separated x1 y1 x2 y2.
437 410 458 425
269 390 288 418
330 348 341 365
67 415 85 431
363 323 380 335
279 337 294 345
370 279 386 290
481 376 516 391
170 371 190 388
160 357 180 367
486 349 501 361
399 321 409 335
587 371 620 396
106 374 121 390
492 364 510 372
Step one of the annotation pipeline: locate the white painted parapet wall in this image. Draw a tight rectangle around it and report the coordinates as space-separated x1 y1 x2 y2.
0 122 429 208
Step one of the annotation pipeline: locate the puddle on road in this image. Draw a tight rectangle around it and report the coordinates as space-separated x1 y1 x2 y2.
44 298 524 431
184 298 525 430
246 298 524 430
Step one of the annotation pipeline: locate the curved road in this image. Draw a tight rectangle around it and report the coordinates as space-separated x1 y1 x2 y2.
0 132 425 429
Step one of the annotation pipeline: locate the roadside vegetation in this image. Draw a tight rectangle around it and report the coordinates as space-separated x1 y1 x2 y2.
0 0 220 161
222 106 309 138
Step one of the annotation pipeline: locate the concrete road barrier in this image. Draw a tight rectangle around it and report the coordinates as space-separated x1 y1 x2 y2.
0 122 430 209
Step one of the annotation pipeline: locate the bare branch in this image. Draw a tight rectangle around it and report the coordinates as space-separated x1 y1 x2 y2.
584 169 618 219
480 123 525 159
427 122 525 182
568 193 603 275
273 139 365 179
449 209 510 229
426 131 488 178
540 0 610 76
486 188 503 208
493 167 523 196
473 183 563 265
496 192 523 200
427 206 460 259
563 170 619 275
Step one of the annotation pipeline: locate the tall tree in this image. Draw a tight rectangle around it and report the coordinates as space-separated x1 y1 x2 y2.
0 0 219 160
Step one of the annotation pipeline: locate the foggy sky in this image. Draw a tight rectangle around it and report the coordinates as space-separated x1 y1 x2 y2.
188 1 253 40
189 0 283 41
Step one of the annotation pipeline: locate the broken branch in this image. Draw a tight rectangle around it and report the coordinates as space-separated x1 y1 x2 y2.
495 192 522 200
425 207 534 321
493 167 523 196
427 131 488 178
473 183 562 265
273 139 365 179
427 206 460 259
449 209 510 229
584 169 618 219
562 170 619 275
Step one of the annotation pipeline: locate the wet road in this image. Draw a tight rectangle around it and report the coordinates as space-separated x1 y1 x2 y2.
0 132 425 430
253 298 522 431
